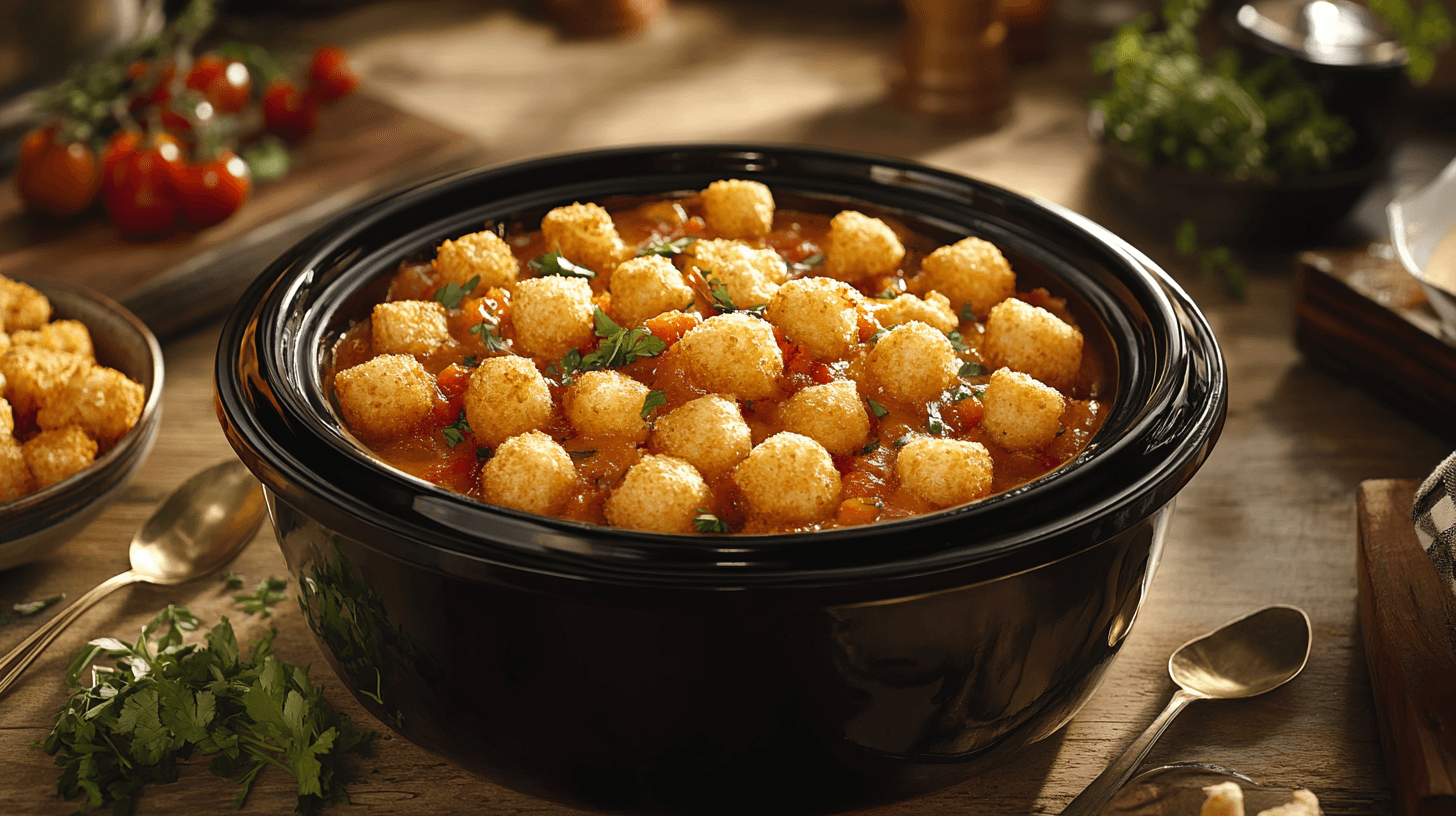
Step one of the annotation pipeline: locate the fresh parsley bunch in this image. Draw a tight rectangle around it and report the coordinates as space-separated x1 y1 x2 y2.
1090 0 1355 180
549 308 667 385
33 604 373 816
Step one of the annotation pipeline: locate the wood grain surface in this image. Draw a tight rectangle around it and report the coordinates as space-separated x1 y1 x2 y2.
1357 480 1456 816
1 2 1455 814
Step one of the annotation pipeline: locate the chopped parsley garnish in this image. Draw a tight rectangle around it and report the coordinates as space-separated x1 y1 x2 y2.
791 252 825 273
529 250 595 279
550 309 668 385
959 302 978 322
233 577 288 617
640 390 667 419
461 355 480 368
872 289 897 300
927 404 946 436
567 449 597 462
704 275 766 316
867 400 888 418
693 509 731 534
869 328 889 343
442 414 472 446
639 236 696 257
469 320 506 352
476 446 494 461
958 361 988 378
222 572 245 589
893 435 910 448
861 441 880 455
36 604 373 815
433 274 480 309
945 329 968 353
1056 427 1066 437
950 384 977 402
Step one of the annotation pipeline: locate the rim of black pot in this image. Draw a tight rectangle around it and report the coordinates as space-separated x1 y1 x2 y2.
216 143 1227 588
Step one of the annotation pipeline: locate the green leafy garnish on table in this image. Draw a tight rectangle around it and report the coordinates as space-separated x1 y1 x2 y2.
222 572 245 589
1368 0 1454 84
433 275 480 310
1 594 64 625
34 604 373 816
550 308 668 385
1090 0 1354 181
234 576 289 617
529 251 596 279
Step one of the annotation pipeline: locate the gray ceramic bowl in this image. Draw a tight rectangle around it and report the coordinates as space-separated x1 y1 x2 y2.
0 280 163 571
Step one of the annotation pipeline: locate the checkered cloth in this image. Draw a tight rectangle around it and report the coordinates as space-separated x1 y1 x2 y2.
1414 451 1456 596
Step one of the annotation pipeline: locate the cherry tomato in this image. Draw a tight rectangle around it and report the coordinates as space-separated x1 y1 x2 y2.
262 79 319 141
176 151 251 228
103 135 184 237
15 125 102 218
185 54 252 114
307 45 359 102
126 59 176 110
103 130 184 183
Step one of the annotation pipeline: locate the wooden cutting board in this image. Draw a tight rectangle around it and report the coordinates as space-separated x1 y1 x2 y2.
0 92 485 339
1294 246 1456 446
1355 479 1456 816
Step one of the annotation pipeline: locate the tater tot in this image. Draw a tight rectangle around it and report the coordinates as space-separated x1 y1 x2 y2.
688 238 787 309
980 368 1065 451
0 277 51 332
866 321 959 404
982 298 1083 390
0 397 12 437
564 369 651 442
609 255 694 327
677 313 783 401
896 437 994 507
0 436 33 502
917 237 1016 319
464 355 553 447
9 320 94 359
733 432 841 524
479 430 577 516
541 202 631 275
511 276 595 360
371 300 451 356
433 230 520 290
332 354 437 440
779 380 871 456
651 394 751 476
822 211 905 282
37 364 145 445
22 426 97 490
604 454 710 534
874 291 957 333
700 179 774 240
764 277 862 360
0 347 89 417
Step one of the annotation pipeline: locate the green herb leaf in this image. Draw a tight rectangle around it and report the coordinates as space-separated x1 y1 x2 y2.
476 446 493 461
13 594 63 616
222 572 245 589
869 328 889 343
461 355 480 368
641 390 667 419
958 362 988 378
872 289 897 300
442 414 472 447
567 449 597 461
693 510 731 534
705 276 766 316
239 135 291 183
529 251 596 279
791 252 825 273
959 302 978 322
861 441 880 455
927 405 945 436
893 435 910 448
639 236 696 256
945 329 967 353
433 275 480 309
951 384 977 402
867 400 888 418
469 320 506 352
233 577 288 617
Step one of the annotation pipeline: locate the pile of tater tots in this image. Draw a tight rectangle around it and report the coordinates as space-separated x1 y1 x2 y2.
0 276 146 502
328 180 1105 535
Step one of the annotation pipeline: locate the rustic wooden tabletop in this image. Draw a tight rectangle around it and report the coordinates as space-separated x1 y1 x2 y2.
2 1 1454 814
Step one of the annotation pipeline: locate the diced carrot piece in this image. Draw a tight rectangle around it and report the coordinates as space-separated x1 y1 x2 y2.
643 310 702 346
836 497 882 526
436 363 472 399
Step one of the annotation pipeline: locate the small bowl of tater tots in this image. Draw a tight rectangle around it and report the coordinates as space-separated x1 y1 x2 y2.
216 144 1227 814
1 276 163 570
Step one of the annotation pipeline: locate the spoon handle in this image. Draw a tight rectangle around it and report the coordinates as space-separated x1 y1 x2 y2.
0 570 139 698
1059 688 1203 816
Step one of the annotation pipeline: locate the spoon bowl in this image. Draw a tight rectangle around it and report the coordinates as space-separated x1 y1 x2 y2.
1060 605 1313 816
0 459 266 697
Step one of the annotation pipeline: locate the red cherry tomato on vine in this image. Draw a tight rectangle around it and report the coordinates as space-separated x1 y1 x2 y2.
176 151 251 227
15 125 102 218
127 59 176 110
307 45 359 102
262 79 319 141
186 54 252 114
103 135 184 237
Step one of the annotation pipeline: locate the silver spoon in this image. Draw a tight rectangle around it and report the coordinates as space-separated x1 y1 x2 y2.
1060 604 1313 816
0 459 266 697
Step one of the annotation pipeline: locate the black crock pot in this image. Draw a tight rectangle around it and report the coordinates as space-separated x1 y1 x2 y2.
215 144 1226 815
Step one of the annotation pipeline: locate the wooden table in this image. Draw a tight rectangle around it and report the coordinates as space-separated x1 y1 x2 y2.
2 2 1454 814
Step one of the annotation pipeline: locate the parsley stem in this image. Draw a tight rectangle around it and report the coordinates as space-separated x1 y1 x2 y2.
243 745 295 776
239 733 286 754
